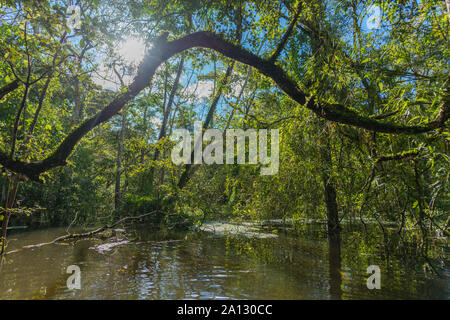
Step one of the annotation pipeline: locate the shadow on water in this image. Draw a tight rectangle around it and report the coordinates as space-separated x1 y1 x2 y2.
328 231 342 300
0 224 447 300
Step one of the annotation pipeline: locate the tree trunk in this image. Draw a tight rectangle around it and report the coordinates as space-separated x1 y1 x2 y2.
0 174 20 255
72 76 82 124
114 107 127 210
323 175 340 233
320 123 341 234
327 230 342 299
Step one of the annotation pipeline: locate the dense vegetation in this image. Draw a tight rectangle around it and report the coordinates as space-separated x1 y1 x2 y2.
0 0 448 256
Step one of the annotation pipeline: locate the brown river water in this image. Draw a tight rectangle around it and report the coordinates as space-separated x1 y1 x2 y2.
0 225 448 299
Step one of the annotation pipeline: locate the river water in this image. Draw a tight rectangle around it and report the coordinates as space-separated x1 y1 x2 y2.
0 225 448 299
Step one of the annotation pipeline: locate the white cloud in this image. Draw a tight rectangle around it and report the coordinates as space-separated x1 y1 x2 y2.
226 79 247 98
92 61 130 91
117 38 146 66
92 37 147 91
186 80 215 102
149 116 162 128
366 5 382 30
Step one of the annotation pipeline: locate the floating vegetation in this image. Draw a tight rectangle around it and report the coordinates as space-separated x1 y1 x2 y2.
196 221 278 239
89 240 130 254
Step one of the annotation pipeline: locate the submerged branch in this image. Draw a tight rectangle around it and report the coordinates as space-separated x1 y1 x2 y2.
5 211 162 254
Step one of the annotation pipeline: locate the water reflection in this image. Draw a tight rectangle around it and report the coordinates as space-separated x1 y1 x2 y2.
0 226 447 299
328 231 342 300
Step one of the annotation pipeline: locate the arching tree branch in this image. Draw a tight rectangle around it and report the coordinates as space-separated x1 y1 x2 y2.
0 31 448 181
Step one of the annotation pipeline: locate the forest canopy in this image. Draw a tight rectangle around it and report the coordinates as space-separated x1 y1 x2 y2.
0 0 448 253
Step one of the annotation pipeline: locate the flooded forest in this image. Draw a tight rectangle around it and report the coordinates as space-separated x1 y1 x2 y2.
0 0 448 300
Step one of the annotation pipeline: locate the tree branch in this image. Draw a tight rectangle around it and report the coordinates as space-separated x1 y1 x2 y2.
270 2 302 62
0 79 20 100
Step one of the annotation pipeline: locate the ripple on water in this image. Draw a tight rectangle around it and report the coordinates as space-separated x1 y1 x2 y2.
0 227 447 300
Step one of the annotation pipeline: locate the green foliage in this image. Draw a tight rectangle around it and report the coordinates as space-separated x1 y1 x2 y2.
120 194 160 216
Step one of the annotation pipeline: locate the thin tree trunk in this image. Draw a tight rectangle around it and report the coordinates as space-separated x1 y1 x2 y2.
72 75 82 124
114 107 127 210
148 57 184 192
321 123 340 234
153 57 185 161
177 62 234 189
307 12 341 235
323 174 340 233
140 105 149 164
0 174 20 255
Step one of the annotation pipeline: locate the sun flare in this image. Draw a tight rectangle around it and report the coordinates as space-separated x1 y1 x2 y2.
117 37 146 65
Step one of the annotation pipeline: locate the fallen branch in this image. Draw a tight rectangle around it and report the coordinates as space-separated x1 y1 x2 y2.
5 210 162 254
57 210 163 242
